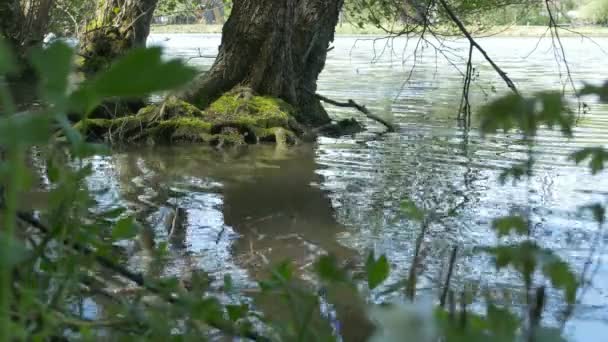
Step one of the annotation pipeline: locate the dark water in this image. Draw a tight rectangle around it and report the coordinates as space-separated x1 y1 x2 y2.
87 34 608 340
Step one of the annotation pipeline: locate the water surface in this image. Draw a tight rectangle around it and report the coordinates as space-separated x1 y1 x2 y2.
89 34 608 341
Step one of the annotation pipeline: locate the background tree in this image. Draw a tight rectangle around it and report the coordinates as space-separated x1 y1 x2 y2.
78 0 159 74
0 0 54 76
179 0 344 127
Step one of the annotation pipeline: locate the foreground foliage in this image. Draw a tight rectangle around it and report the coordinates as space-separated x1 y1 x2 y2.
0 39 607 341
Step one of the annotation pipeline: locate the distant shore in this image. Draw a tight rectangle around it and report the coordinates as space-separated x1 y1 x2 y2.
151 23 608 37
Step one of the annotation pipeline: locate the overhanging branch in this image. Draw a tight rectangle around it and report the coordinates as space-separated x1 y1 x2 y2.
438 0 519 95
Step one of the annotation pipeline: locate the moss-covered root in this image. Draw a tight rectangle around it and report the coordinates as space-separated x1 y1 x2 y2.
75 90 300 147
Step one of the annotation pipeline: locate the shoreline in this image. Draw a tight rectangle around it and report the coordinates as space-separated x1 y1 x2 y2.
151 24 608 37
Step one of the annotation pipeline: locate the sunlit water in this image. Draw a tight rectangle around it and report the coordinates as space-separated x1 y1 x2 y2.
87 33 608 341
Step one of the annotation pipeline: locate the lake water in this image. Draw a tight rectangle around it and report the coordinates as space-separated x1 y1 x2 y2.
88 33 608 341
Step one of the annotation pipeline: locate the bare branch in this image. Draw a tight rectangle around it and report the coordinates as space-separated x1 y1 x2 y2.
438 0 520 95
315 93 396 132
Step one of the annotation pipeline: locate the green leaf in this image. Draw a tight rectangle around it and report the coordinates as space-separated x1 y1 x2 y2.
112 217 138 240
0 38 16 74
29 41 74 104
486 304 519 339
68 86 101 115
580 203 606 225
534 327 567 342
0 112 52 147
315 254 348 283
499 162 530 185
0 233 29 267
274 261 294 281
569 147 608 175
491 216 528 237
366 251 390 290
580 81 608 103
479 93 531 135
191 297 223 322
223 274 234 292
536 91 574 137
226 304 248 322
90 47 197 98
401 199 424 221
479 91 572 137
482 242 539 283
100 207 127 219
542 258 578 305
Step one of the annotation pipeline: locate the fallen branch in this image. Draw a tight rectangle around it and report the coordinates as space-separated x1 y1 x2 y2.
438 0 519 95
315 93 396 132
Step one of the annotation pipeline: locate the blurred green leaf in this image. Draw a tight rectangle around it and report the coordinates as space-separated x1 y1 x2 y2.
534 327 567 342
486 304 519 339
482 242 538 283
499 162 530 185
261 261 295 290
580 203 606 225
90 47 196 98
536 91 574 137
226 304 248 322
274 261 294 281
0 112 52 147
366 251 389 290
491 215 528 237
101 207 127 219
580 81 608 103
0 38 16 75
224 274 234 293
479 91 572 137
30 41 73 104
112 217 138 240
542 258 578 305
401 199 424 221
315 254 348 283
191 297 223 322
570 147 608 175
0 233 29 267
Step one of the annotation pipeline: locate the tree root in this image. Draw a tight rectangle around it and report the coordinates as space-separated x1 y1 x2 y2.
314 93 396 132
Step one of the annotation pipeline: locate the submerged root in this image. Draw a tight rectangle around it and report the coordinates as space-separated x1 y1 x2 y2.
76 88 300 148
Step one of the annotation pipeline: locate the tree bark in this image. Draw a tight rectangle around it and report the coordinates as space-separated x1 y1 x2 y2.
79 0 159 74
180 0 344 127
1 0 54 77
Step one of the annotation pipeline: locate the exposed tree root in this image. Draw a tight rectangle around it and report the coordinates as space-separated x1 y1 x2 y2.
76 88 300 147
314 93 396 132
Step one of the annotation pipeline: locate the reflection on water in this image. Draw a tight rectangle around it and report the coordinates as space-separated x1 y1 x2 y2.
87 34 608 340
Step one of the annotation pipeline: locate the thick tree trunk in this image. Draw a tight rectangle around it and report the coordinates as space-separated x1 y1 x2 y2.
79 0 159 74
181 0 344 127
1 0 54 77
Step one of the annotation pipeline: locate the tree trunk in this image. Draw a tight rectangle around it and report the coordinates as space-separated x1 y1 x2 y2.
79 0 159 74
1 0 54 77
180 0 344 127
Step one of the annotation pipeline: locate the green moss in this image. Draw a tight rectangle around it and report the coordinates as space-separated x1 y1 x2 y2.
205 89 294 129
76 88 299 148
163 117 213 141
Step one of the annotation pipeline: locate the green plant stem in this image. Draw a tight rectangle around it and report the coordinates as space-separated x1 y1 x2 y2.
0 76 17 341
